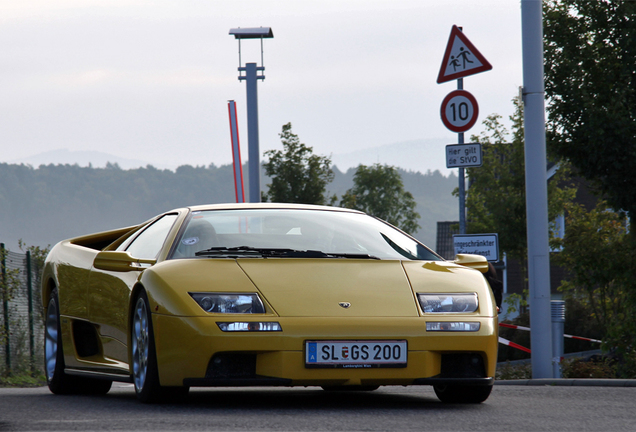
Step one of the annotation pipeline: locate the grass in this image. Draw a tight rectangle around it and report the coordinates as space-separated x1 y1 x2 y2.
0 372 46 388
496 362 532 380
496 356 618 380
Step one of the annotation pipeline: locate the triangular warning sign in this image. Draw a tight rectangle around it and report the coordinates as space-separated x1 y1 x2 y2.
437 25 492 84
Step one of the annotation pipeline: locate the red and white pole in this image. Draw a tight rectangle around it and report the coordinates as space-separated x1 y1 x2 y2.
228 100 245 203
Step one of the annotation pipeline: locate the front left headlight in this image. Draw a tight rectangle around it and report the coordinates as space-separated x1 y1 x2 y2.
417 293 478 313
189 293 265 314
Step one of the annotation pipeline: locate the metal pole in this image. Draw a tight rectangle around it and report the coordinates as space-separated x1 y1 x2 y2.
241 62 263 203
458 77 466 234
551 300 565 378
503 253 508 295
1 243 10 374
228 100 246 203
521 0 553 378
26 251 35 374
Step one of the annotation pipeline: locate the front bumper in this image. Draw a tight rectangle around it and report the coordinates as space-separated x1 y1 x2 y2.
153 315 498 387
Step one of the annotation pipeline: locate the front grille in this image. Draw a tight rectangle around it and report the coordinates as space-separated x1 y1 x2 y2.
205 353 257 379
440 353 486 378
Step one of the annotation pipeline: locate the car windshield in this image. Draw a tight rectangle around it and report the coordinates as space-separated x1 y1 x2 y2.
169 208 441 261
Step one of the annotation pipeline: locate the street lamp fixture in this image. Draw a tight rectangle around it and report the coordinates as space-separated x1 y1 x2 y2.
229 27 274 80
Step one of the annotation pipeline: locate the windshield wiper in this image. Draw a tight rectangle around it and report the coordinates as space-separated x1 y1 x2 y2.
322 252 380 260
195 246 293 257
195 246 379 260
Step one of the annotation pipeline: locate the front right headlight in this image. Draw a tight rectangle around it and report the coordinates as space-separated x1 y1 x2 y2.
417 293 478 313
189 292 265 314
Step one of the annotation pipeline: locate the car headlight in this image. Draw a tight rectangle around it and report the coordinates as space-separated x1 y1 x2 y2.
417 293 478 313
189 293 265 314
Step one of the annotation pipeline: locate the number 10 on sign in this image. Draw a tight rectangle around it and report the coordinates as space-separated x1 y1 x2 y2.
440 90 479 133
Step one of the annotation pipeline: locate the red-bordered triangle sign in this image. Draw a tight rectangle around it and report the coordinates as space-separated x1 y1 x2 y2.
437 25 492 84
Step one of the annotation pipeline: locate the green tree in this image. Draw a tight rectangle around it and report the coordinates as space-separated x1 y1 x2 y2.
262 123 335 205
544 0 636 376
551 201 636 377
464 98 576 262
544 0 636 219
340 163 420 234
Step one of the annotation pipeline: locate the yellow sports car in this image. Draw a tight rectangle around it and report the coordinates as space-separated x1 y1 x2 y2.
42 203 498 403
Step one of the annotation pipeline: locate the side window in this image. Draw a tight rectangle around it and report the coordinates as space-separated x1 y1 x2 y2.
125 214 178 259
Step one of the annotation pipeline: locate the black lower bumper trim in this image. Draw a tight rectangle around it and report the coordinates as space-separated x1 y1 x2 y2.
183 376 293 387
413 377 494 387
65 368 132 383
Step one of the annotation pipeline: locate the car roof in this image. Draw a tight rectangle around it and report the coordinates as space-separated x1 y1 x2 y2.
182 203 366 214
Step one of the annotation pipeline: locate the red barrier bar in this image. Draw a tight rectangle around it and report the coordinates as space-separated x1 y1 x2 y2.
499 322 602 343
228 100 245 203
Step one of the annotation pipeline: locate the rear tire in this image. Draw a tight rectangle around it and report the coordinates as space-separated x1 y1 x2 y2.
45 290 112 395
433 384 492 404
131 290 189 403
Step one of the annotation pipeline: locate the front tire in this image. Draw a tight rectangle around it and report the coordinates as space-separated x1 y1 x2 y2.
45 290 112 395
132 290 188 403
433 384 492 404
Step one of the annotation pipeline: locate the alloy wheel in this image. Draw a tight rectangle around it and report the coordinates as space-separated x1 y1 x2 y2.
44 298 58 382
132 296 150 391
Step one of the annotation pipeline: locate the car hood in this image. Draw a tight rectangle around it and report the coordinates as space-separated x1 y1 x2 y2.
236 259 418 317
145 258 492 318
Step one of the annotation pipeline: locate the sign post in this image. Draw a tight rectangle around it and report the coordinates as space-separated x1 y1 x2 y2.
437 25 492 235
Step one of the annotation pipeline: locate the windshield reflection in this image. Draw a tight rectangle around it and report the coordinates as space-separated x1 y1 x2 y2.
170 209 441 261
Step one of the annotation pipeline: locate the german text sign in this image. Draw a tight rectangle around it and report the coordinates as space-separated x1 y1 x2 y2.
446 143 482 168
453 233 499 262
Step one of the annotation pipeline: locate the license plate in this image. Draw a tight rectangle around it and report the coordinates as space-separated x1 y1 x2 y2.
305 340 407 368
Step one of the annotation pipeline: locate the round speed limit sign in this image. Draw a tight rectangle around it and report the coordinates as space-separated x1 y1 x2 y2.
440 90 479 133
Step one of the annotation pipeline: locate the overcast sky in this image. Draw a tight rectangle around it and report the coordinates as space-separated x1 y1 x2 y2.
0 0 523 172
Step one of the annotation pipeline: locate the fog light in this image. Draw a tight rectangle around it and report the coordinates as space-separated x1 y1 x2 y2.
426 322 480 332
217 322 282 332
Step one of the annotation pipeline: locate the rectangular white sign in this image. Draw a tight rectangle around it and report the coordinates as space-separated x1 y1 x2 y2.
453 233 499 262
446 143 482 168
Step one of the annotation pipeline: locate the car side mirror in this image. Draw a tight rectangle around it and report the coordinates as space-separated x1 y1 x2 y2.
93 251 156 272
453 253 489 273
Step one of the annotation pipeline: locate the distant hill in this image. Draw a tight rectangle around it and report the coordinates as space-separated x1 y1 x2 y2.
8 138 453 176
0 162 458 253
331 138 453 176
8 148 173 170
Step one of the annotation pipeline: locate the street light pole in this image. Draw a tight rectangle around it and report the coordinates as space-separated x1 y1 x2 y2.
521 0 553 378
229 27 273 203
239 63 264 202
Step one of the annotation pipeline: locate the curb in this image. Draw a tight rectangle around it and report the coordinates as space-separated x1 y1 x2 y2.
495 379 636 387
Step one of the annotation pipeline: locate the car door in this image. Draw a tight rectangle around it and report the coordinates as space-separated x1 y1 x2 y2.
87 213 179 366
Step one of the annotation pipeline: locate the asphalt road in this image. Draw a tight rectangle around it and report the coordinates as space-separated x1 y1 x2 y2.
1 383 635 431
